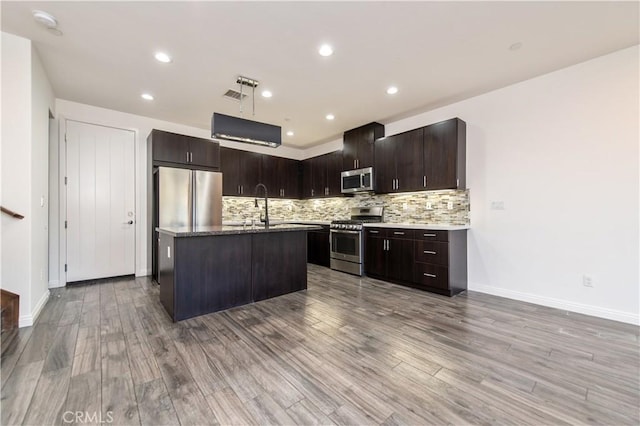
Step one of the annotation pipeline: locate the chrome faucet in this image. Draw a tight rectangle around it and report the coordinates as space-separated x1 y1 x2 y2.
254 183 269 228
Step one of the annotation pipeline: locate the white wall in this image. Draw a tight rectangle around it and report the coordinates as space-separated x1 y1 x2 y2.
383 45 638 324
1 33 54 326
1 33 33 324
31 46 55 317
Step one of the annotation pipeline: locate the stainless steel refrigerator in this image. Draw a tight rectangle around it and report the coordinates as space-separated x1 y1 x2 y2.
152 167 222 281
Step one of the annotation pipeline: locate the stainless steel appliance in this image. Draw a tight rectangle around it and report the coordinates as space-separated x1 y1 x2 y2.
153 166 222 281
330 206 383 276
341 167 374 193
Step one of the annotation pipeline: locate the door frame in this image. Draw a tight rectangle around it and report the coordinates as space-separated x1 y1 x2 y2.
58 117 138 286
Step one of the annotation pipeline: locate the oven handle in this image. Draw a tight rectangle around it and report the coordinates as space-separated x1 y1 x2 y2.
330 230 361 235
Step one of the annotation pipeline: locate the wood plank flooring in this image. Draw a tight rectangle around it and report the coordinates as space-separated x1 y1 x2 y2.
2 265 638 425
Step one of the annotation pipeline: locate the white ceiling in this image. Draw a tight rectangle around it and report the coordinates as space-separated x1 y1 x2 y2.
2 1 638 148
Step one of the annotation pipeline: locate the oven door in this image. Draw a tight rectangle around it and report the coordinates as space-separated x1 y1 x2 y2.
330 230 362 263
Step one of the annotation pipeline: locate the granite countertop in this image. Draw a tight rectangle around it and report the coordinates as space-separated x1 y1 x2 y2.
363 223 470 231
223 220 332 226
157 224 322 237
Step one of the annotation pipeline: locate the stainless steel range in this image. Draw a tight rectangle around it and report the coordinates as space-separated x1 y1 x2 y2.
330 206 383 276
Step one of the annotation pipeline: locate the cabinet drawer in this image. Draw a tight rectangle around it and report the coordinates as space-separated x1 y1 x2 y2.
365 228 387 238
415 241 448 266
414 230 448 242
386 228 412 239
414 263 449 290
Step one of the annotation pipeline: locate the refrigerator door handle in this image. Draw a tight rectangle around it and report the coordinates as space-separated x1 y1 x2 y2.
189 171 195 227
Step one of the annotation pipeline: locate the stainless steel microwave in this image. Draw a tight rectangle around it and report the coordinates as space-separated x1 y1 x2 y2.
341 167 374 193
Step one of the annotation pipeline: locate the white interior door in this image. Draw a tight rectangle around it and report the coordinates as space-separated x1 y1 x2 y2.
66 120 135 282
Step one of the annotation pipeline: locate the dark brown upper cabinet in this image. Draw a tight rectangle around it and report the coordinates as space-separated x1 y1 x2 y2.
302 150 342 198
422 118 466 190
342 122 384 171
150 129 220 169
261 155 301 199
374 128 423 193
374 118 466 194
220 147 262 196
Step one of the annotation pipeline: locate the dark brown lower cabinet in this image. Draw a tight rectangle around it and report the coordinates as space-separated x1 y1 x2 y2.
364 227 467 296
158 230 308 321
307 226 330 267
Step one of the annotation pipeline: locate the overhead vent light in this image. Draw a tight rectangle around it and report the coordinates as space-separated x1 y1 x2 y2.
212 75 281 148
211 113 281 148
223 89 248 101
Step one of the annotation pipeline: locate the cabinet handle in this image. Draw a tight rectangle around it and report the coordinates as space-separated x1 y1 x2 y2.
397 178 400 189
369 230 379 234
353 160 356 169
190 152 193 163
424 233 436 237
424 250 436 255
423 176 426 187
311 189 314 197
186 152 189 162
423 273 436 278
393 231 405 235
356 159 359 168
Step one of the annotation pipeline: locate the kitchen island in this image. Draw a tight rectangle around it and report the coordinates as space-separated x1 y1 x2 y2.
157 224 321 321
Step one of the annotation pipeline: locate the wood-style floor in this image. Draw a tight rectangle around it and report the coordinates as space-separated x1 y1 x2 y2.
2 264 639 425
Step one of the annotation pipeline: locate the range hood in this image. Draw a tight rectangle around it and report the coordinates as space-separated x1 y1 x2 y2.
211 113 281 148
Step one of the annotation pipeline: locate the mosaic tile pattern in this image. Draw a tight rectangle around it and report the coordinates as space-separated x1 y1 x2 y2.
223 189 469 225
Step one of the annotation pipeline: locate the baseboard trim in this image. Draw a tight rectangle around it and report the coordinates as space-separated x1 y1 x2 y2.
48 280 63 288
469 282 639 325
18 290 50 328
136 268 151 277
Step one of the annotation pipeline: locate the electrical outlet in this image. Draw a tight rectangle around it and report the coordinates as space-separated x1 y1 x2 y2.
583 274 593 287
425 202 433 210
491 201 505 210
40 196 45 207
402 203 408 211
447 202 453 210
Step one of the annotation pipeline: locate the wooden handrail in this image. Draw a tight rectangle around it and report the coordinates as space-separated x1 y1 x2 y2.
0 206 24 219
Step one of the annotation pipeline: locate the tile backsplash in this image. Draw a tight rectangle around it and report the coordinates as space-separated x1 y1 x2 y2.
223 189 469 225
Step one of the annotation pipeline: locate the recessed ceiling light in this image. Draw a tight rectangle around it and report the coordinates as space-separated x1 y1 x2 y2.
141 93 154 101
386 86 398 95
154 52 172 63
32 10 58 28
261 90 273 98
286 131 294 136
326 114 335 120
319 44 333 57
509 42 523 51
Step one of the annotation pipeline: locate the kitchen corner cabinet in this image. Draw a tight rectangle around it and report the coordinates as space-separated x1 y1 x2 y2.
150 129 220 169
342 122 385 171
364 227 467 296
374 128 424 193
220 147 262 196
301 151 342 198
423 118 466 190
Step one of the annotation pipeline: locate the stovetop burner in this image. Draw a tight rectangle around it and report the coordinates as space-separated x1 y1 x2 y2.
330 206 384 230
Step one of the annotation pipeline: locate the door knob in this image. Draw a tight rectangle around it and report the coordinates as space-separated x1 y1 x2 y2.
127 220 134 225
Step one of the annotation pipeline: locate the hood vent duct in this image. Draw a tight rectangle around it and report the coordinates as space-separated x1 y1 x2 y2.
211 113 282 148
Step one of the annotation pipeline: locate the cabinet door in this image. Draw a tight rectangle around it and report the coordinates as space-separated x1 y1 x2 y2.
342 128 359 171
261 155 280 198
374 137 395 193
395 128 424 192
356 126 379 169
326 150 343 197
311 155 327 197
387 237 413 282
238 151 262 196
188 136 220 169
301 159 313 198
280 158 301 199
220 147 240 195
152 130 189 164
364 234 386 277
424 118 460 190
